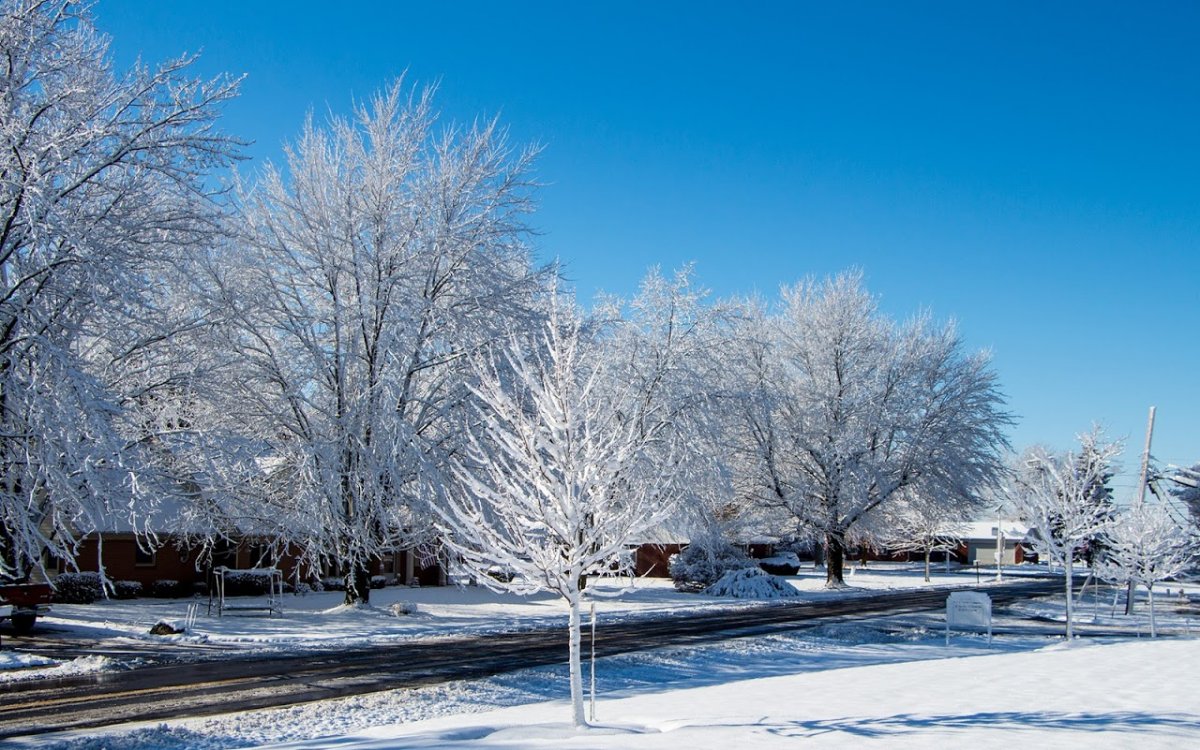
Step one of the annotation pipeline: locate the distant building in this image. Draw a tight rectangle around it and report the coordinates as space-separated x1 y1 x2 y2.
959 521 1031 566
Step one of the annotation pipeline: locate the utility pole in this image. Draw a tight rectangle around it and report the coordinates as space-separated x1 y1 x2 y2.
1127 406 1156 615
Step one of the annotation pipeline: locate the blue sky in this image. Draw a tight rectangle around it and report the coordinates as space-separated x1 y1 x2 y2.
95 1 1198 495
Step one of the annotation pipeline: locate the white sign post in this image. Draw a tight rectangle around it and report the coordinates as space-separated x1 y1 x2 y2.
946 591 992 646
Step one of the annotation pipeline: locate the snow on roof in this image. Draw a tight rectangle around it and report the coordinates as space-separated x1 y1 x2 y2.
961 520 1030 541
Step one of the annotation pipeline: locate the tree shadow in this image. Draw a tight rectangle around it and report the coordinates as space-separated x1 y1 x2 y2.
761 710 1200 738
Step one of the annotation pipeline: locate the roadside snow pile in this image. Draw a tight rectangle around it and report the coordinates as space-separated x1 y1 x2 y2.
0 654 113 682
702 567 800 598
0 650 57 674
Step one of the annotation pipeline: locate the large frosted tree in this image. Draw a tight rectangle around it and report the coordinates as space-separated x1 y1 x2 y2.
437 294 689 728
0 0 239 579
204 81 547 604
727 272 1011 586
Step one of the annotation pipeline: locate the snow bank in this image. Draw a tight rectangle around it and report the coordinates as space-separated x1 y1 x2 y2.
0 654 113 682
0 650 56 674
702 567 801 598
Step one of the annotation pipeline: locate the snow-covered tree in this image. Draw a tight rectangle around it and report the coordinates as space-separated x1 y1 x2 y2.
0 0 239 579
436 298 686 728
1072 442 1117 566
878 490 972 582
203 80 547 604
601 267 744 561
1097 500 1195 637
1009 429 1122 638
1169 462 1200 531
725 272 1011 587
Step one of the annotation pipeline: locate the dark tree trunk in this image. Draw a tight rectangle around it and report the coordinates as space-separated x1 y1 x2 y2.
825 532 846 587
345 562 372 605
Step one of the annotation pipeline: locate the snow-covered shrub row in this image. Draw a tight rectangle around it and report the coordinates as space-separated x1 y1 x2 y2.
669 542 757 592
220 570 278 597
151 579 185 598
320 577 346 592
702 567 801 599
113 580 143 599
52 572 105 603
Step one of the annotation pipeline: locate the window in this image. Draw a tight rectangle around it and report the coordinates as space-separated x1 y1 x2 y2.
212 540 237 570
134 545 157 567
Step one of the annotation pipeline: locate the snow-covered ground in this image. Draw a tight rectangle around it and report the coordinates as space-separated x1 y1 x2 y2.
5 564 1198 749
3 563 994 678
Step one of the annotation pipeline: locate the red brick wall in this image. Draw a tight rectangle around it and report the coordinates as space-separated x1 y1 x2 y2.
72 536 205 586
635 544 683 577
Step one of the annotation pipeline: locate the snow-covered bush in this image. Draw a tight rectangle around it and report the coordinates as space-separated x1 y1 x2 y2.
702 567 801 598
113 580 143 600
53 572 105 603
151 579 184 598
221 570 277 596
320 577 346 592
669 542 756 592
370 575 390 589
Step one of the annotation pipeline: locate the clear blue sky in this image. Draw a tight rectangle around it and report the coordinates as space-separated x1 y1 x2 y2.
95 1 1198 495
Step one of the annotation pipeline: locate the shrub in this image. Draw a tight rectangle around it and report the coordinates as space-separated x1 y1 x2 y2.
113 580 143 600
370 575 390 590
219 570 277 596
669 542 756 592
320 576 346 592
52 572 105 603
150 579 183 598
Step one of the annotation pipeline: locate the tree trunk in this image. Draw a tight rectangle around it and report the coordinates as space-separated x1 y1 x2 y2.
344 562 372 606
825 533 846 588
567 586 587 727
1064 553 1074 639
923 548 931 582
1148 584 1157 638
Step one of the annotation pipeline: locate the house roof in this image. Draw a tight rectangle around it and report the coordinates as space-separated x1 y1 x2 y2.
960 520 1030 541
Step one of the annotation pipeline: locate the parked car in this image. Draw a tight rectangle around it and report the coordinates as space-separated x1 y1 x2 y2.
1 579 53 634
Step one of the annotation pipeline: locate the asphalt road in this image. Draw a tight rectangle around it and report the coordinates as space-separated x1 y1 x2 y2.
0 579 1061 740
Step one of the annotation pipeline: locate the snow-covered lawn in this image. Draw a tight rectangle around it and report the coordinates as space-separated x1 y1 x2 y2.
260 638 1200 750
